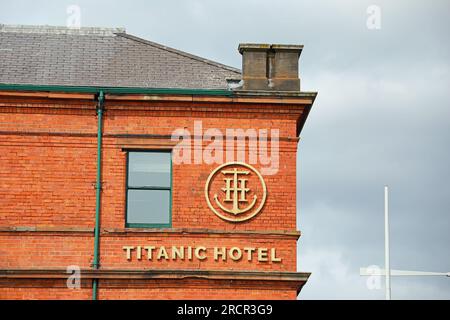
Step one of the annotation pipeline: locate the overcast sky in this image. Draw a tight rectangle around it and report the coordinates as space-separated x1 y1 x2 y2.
1 0 449 299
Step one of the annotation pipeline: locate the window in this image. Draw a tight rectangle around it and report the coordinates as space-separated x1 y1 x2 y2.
125 151 172 228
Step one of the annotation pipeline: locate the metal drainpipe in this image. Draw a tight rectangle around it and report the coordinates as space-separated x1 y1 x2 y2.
92 90 104 300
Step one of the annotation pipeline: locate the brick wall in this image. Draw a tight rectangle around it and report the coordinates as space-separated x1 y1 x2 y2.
0 93 309 300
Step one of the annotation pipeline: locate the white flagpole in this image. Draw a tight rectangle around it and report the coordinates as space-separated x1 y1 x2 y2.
385 185 391 300
360 186 449 297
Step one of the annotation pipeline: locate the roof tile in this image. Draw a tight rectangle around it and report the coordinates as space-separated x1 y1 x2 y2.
0 24 241 89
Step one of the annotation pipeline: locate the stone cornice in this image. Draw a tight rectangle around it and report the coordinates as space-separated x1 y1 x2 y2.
0 269 310 292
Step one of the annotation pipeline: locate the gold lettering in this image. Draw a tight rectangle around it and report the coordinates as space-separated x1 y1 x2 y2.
271 248 281 262
136 246 142 260
229 247 242 261
214 247 227 261
123 245 281 264
144 246 155 260
216 168 254 215
172 246 184 260
123 246 134 260
157 246 169 260
243 247 256 261
187 246 193 260
258 248 268 262
195 246 207 260
223 178 233 201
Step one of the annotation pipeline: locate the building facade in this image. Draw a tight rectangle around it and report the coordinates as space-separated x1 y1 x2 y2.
0 25 316 300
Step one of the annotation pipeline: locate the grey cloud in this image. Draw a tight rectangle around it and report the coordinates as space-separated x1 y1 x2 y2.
1 0 449 299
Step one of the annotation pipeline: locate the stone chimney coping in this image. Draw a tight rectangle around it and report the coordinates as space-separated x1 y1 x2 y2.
238 43 303 54
238 43 271 53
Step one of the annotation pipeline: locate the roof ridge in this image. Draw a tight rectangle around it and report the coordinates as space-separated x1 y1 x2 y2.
116 33 241 75
0 24 125 36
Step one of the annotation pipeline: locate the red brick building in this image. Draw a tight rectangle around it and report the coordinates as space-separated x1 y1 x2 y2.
0 25 316 300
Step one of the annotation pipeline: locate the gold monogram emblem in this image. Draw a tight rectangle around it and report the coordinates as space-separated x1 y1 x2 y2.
205 162 267 222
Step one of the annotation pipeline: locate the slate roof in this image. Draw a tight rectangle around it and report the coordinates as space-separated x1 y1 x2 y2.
0 24 241 90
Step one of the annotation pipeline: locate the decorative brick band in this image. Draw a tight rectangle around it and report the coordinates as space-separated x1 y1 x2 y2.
0 227 301 240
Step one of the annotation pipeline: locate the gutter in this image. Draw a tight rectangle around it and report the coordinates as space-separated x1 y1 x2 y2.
0 83 233 96
92 91 104 300
0 83 318 100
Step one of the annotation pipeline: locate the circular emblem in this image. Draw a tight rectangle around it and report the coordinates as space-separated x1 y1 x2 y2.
204 162 267 222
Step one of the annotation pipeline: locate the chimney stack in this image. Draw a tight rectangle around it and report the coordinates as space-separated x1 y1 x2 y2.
238 43 303 92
